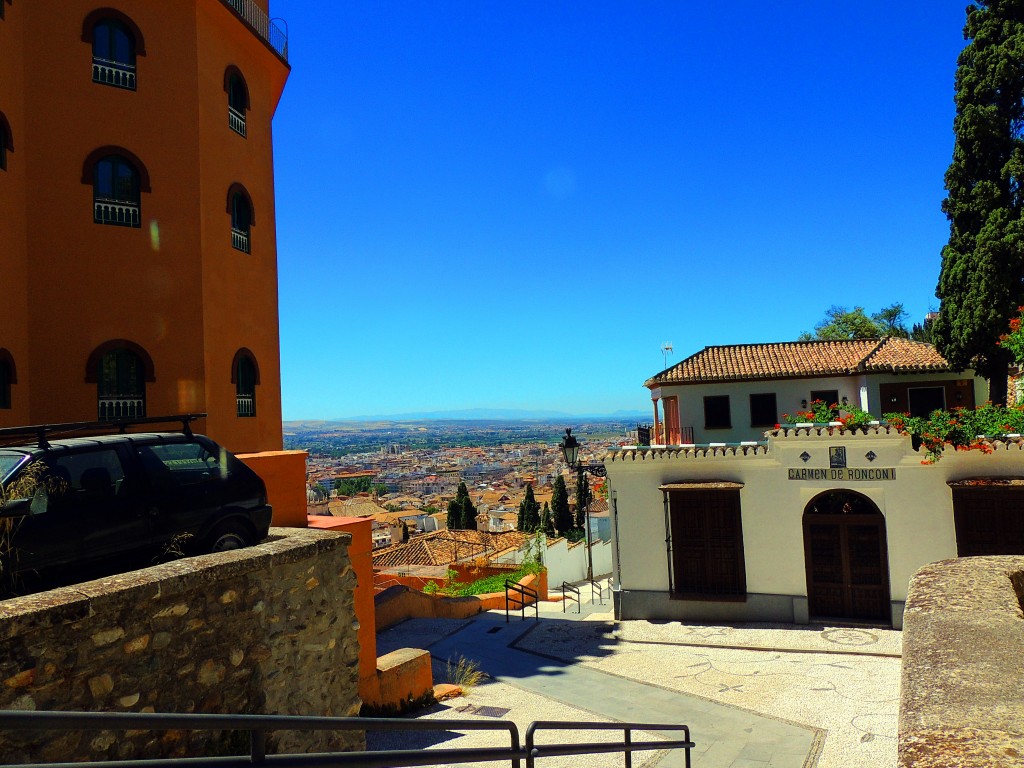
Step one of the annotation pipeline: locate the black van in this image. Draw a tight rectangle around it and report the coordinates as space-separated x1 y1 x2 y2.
0 416 271 593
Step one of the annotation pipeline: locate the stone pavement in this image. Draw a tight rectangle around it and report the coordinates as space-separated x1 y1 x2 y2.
374 582 901 768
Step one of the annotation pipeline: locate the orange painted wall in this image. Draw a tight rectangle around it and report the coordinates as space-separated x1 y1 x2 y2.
0 1 288 457
0 0 29 427
307 515 378 704
238 450 308 527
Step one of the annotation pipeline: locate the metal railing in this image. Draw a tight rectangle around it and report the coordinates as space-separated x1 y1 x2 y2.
0 710 695 768
94 199 140 227
236 394 255 417
92 56 136 89
232 227 251 253
222 0 289 62
98 396 145 421
561 581 580 613
229 105 248 137
505 579 538 623
590 579 606 606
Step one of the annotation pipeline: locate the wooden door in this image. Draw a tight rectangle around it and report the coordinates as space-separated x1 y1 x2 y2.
803 492 890 623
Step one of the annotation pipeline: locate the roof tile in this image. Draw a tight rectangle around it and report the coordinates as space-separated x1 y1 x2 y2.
646 338 953 386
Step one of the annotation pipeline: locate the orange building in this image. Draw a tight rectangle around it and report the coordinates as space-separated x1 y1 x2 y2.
0 0 289 456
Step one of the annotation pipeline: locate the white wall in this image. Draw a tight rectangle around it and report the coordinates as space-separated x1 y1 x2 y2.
655 372 982 445
543 536 613 587
607 427 1024 617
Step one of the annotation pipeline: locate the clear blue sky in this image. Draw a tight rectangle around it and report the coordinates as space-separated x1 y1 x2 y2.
271 1 969 420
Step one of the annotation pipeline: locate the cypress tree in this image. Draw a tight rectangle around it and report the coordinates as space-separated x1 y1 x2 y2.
518 485 541 532
540 502 555 537
574 470 593 533
447 482 471 530
460 492 478 531
551 475 573 535
933 0 1024 405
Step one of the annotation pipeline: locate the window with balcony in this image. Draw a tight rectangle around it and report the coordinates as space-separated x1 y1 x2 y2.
86 11 145 90
93 154 140 227
232 348 259 418
225 66 249 137
228 184 254 252
95 346 147 421
0 350 14 409
82 146 151 228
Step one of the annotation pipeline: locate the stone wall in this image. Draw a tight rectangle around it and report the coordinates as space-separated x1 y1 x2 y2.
0 528 363 763
899 556 1024 767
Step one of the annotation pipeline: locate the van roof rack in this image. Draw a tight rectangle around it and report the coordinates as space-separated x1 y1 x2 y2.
0 414 207 450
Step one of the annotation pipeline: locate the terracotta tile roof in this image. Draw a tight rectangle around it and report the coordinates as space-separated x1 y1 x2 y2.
646 338 953 386
372 529 530 569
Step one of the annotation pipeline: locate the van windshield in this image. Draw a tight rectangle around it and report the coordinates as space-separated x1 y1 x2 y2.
0 452 29 486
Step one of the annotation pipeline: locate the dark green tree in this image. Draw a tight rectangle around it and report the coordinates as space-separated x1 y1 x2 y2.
518 485 541 532
799 304 910 341
447 482 472 530
460 492 478 531
540 502 555 536
933 1 1024 405
551 475 573 534
573 470 593 533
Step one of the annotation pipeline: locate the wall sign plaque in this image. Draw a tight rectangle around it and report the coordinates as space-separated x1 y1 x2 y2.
788 467 897 481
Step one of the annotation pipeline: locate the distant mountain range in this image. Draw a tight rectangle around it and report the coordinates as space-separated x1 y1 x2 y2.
287 408 649 423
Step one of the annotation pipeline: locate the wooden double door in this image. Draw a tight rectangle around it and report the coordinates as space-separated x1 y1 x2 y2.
803 491 891 623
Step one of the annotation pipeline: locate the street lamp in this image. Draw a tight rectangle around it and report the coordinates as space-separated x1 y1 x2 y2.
559 428 606 583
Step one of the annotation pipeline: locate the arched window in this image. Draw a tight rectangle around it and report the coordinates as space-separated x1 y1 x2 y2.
86 11 143 90
224 66 250 137
0 349 15 410
93 154 140 227
0 111 11 172
232 349 259 418
228 184 254 253
89 344 150 420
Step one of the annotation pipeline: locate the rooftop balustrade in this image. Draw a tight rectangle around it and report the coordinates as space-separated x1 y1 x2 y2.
221 0 288 63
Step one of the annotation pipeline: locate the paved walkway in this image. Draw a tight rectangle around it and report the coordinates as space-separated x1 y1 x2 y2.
373 582 901 767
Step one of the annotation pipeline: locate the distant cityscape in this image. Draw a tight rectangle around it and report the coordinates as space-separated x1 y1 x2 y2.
289 418 640 547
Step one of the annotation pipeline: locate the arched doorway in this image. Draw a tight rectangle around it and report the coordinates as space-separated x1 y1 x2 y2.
803 490 890 623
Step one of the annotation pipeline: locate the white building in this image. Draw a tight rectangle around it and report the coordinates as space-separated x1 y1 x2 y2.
647 338 983 445
609 338 1019 629
607 426 1024 629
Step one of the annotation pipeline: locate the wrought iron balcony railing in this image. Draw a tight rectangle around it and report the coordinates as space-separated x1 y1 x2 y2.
92 56 136 90
94 199 140 228
232 227 251 253
222 0 288 63
98 396 145 421
236 394 255 417
229 105 247 136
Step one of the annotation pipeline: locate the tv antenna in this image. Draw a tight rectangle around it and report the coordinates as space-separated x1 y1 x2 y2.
661 342 673 369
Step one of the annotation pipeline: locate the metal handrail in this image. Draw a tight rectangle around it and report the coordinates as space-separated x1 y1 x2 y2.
0 710 695 767
525 721 693 768
590 579 605 606
561 581 580 613
505 579 538 623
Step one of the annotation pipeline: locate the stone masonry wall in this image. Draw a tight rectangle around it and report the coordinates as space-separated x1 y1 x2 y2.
0 528 363 762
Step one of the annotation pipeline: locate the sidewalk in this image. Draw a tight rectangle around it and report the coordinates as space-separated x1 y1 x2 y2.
374 576 903 766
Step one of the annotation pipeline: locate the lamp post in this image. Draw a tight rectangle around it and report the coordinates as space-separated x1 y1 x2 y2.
559 428 606 583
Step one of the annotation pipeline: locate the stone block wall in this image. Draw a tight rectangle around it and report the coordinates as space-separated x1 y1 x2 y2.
0 528 363 763
899 556 1024 767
